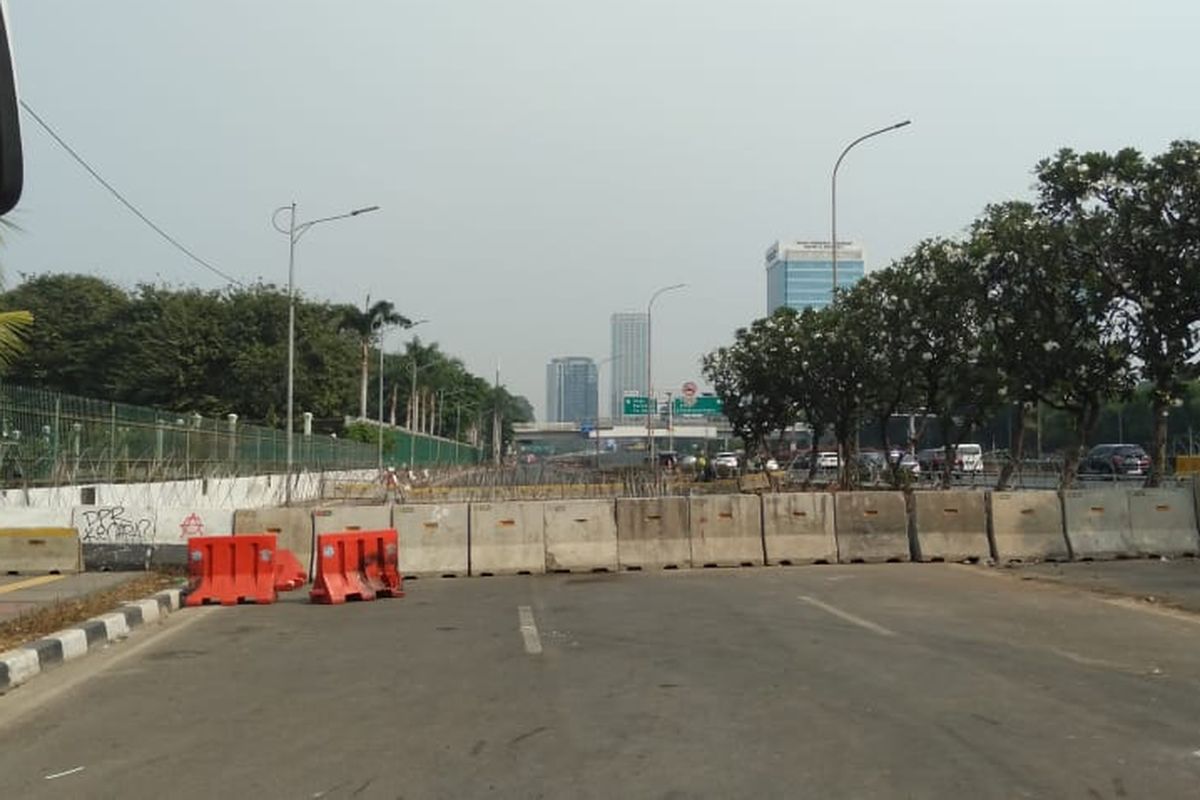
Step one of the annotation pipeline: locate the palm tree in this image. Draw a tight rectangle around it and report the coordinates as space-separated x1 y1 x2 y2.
0 308 31 368
340 297 410 419
0 221 32 369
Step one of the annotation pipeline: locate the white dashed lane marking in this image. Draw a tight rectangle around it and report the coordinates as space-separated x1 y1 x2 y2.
799 595 898 638
518 605 543 655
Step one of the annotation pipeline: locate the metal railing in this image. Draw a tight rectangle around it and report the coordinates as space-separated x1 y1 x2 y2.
0 381 473 488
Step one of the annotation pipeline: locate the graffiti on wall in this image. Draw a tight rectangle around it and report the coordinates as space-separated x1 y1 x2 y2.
78 506 153 544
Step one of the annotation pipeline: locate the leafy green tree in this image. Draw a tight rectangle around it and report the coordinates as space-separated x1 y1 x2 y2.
0 274 130 394
1035 142 1200 485
887 239 1001 487
835 268 921 484
973 200 1136 486
811 302 873 488
971 202 1061 487
701 315 796 465
770 308 834 480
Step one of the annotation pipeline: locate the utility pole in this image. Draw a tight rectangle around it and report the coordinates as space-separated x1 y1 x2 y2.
492 363 502 466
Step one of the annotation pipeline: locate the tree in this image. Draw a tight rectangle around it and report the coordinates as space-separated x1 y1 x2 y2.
0 306 30 369
972 198 1137 487
884 239 1002 487
811 302 873 488
701 315 796 464
339 298 411 420
1035 143 1200 486
0 274 130 394
836 268 921 485
0 222 31 369
773 308 834 482
971 202 1067 487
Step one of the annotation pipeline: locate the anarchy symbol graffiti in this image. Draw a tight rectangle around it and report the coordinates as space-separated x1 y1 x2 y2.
179 512 206 539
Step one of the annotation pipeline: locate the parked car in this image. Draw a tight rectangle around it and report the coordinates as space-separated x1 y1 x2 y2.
917 448 944 473
888 450 921 475
713 451 739 476
957 443 984 474
816 451 840 470
857 450 887 469
1080 443 1151 476
856 450 888 482
917 444 983 475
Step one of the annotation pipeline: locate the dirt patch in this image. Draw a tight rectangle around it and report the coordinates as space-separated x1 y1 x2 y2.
0 572 184 652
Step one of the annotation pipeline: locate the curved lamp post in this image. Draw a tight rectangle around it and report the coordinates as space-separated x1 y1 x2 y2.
272 203 379 504
830 120 911 296
646 283 687 469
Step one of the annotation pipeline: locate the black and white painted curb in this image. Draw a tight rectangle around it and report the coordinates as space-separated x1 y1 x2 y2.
0 588 183 694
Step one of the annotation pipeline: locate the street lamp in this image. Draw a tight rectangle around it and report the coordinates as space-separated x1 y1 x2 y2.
272 202 380 505
379 319 427 471
407 343 438 469
646 283 687 470
830 120 911 295
436 388 475 466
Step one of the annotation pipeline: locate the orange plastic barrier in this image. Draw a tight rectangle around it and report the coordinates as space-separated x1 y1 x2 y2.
274 549 307 591
186 534 277 607
310 529 404 604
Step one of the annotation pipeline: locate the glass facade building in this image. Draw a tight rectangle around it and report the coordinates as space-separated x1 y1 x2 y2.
610 312 648 421
765 241 865 313
545 357 598 424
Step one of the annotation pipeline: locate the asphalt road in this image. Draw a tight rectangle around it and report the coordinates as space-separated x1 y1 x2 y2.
2 566 1200 799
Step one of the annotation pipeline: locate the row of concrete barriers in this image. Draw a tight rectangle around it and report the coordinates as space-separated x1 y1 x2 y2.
229 484 1200 577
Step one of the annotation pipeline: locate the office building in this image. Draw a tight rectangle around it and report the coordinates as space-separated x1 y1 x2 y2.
610 312 648 421
765 240 865 313
545 357 598 424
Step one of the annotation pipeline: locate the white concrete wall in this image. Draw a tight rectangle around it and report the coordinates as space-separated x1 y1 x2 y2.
0 469 369 511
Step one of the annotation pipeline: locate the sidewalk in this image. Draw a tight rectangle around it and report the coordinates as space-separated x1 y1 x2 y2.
0 573 133 624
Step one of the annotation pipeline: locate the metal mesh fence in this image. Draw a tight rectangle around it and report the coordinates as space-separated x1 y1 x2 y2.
0 381 477 488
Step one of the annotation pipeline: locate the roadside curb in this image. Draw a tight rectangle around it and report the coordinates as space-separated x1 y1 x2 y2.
0 588 182 694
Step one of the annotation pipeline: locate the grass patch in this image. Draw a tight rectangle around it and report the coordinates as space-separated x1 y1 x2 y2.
0 572 185 653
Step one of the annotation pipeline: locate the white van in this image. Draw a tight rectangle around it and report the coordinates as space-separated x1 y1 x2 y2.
955 444 984 474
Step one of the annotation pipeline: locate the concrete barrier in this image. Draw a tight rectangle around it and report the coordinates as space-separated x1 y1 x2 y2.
1193 476 1200 541
313 505 391 536
834 492 910 563
912 491 991 563
233 507 315 575
311 504 393 576
0 528 82 574
469 502 545 575
615 497 690 570
761 493 837 565
392 503 469 577
543 500 618 572
688 494 763 567
1124 488 1199 557
989 491 1069 563
1062 489 1135 560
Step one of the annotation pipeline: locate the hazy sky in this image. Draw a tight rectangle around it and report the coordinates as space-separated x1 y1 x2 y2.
7 1 1200 420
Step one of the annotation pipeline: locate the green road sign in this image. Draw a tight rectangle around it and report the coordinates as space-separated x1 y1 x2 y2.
673 396 722 415
622 396 650 415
